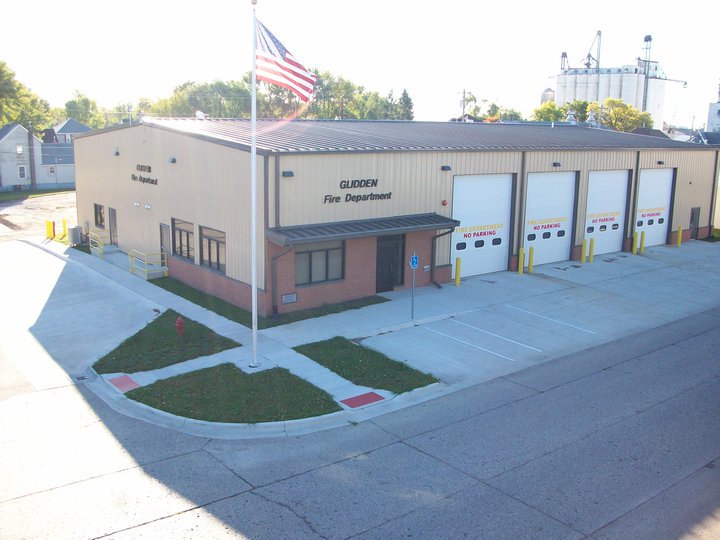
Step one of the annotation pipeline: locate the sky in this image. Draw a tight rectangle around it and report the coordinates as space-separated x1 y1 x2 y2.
2 0 718 128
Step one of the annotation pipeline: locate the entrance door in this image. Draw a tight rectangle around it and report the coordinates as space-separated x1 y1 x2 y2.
635 169 673 247
160 223 171 255
108 207 118 246
689 207 700 240
451 174 513 277
376 235 404 293
524 172 576 266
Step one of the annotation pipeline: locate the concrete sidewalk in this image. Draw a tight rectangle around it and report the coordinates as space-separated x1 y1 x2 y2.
6 237 720 438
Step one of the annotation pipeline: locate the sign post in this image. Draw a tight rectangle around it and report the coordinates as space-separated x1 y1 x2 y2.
410 252 418 319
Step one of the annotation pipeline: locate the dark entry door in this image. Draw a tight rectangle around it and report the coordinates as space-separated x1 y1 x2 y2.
376 235 404 293
108 207 118 246
689 207 700 240
160 223 171 255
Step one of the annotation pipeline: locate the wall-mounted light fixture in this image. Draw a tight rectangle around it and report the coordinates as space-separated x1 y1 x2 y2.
114 149 120 156
552 162 561 167
144 203 152 210
169 157 177 164
133 202 141 207
282 170 294 177
657 160 665 165
441 165 452 171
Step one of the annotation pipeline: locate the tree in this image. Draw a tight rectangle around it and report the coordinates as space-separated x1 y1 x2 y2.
590 98 653 132
532 101 565 122
65 92 107 129
562 99 590 123
398 89 414 120
0 61 53 129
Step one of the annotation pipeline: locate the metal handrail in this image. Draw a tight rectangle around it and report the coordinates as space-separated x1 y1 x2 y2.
88 231 108 258
128 249 168 279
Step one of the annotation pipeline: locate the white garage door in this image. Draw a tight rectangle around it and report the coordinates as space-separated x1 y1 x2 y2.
451 174 512 276
636 169 673 247
585 170 629 255
524 172 576 266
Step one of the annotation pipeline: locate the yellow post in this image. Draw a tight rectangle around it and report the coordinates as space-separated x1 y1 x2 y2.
632 232 638 254
528 246 534 274
589 238 595 263
454 257 462 286
677 226 683 247
518 248 525 275
640 231 646 254
581 239 587 263
62 219 67 238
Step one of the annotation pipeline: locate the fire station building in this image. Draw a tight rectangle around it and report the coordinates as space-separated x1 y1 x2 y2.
74 118 720 316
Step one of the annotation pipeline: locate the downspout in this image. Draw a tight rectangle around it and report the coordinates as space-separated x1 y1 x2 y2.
430 228 455 288
271 246 293 315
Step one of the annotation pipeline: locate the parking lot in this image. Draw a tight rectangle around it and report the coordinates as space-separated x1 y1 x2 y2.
0 191 77 242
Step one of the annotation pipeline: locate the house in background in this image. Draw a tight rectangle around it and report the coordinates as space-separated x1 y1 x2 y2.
0 119 89 191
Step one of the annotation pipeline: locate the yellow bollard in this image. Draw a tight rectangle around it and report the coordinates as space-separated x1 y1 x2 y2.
677 226 683 247
45 220 55 239
640 231 646 254
62 219 67 238
632 232 638 254
589 238 595 263
528 246 534 274
518 248 525 275
581 239 587 264
454 257 462 286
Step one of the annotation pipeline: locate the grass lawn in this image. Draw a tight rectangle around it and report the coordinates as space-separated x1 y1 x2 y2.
295 336 438 394
151 276 388 329
93 309 240 374
127 364 342 423
0 188 74 203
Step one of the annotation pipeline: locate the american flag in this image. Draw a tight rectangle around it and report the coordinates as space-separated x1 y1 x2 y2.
255 20 316 102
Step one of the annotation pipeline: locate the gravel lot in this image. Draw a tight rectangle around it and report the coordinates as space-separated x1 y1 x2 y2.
0 192 78 242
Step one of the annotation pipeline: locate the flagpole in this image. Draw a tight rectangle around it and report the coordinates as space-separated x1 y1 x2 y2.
249 0 261 369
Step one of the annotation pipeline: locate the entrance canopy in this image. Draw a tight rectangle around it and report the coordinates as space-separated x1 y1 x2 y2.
267 213 460 246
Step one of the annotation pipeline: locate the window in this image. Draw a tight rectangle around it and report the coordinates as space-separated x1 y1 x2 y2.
527 233 537 241
587 226 594 233
474 240 484 248
612 224 619 230
658 218 664 224
172 218 195 261
456 242 467 250
94 203 105 228
648 219 654 225
599 225 607 232
18 166 26 179
492 238 502 246
557 230 566 237
295 240 344 285
200 226 226 273
16 145 23 155
542 232 551 239
637 220 643 227
49 166 56 174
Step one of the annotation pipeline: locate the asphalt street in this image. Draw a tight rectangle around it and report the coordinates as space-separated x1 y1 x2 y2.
0 194 718 539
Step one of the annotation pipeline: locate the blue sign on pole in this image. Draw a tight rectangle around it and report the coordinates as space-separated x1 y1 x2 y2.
410 255 419 269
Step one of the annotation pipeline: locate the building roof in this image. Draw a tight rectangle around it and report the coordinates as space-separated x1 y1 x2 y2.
121 117 708 155
54 118 91 135
0 123 23 142
267 213 460 246
41 143 75 165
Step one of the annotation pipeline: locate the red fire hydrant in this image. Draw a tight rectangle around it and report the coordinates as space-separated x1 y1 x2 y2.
175 315 184 337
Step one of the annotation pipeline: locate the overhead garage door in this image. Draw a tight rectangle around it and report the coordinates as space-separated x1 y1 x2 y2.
635 169 674 247
524 172 576 266
585 170 629 255
451 174 513 276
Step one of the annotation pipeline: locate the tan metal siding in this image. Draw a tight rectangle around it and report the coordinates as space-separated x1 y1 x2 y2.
75 126 266 287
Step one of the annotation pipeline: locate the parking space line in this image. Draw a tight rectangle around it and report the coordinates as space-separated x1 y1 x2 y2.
504 304 596 334
423 327 515 362
451 319 542 351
